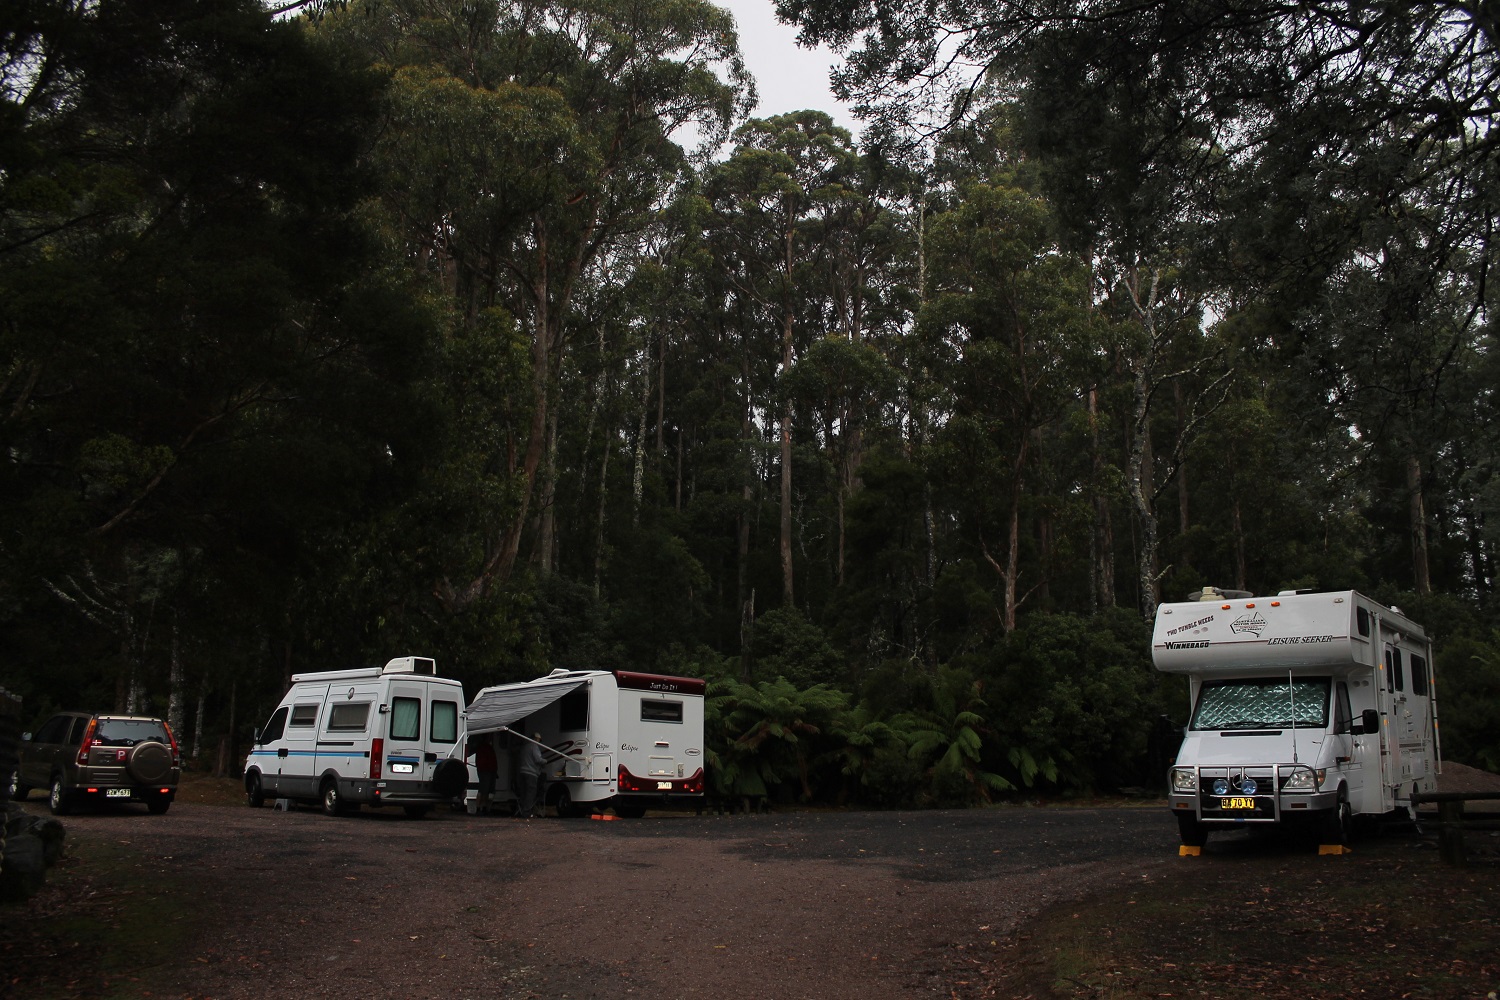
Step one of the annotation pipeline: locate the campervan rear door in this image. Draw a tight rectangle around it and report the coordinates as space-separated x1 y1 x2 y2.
384 678 464 785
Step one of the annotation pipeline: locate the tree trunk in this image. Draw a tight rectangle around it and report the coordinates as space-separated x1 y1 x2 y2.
537 405 559 575
1232 498 1248 592
1089 388 1115 611
779 309 795 609
1408 452 1432 594
167 611 184 737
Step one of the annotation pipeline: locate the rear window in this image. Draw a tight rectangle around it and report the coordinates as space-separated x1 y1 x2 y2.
641 700 683 723
94 718 168 746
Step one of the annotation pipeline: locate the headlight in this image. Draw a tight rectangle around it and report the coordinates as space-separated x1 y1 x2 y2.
1283 768 1326 791
1171 767 1197 793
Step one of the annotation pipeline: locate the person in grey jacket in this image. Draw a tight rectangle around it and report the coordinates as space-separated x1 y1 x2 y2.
516 733 545 819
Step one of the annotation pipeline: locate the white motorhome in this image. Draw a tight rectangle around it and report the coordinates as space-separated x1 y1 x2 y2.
464 668 705 817
1156 589 1439 846
243 656 468 818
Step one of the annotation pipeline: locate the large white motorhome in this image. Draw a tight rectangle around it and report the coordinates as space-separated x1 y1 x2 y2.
1155 589 1440 846
243 656 468 818
464 668 705 817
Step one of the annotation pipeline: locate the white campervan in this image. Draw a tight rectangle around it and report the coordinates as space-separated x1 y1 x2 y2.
464 669 705 817
243 656 468 818
1156 589 1440 847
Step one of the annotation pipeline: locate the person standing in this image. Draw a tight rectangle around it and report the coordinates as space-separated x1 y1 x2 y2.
473 737 498 815
516 733 544 819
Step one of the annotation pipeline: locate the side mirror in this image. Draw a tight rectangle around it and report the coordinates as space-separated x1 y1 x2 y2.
1354 709 1380 735
252 727 263 746
20 732 31 742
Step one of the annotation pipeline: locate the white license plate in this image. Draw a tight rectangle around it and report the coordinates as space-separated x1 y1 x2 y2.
390 763 415 774
105 788 132 799
656 781 672 790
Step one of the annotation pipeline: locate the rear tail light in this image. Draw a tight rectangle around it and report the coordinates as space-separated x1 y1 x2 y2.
616 766 705 795
369 738 383 780
163 722 182 766
76 717 98 766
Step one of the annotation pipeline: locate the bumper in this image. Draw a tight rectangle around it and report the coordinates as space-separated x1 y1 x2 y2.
1169 763 1339 824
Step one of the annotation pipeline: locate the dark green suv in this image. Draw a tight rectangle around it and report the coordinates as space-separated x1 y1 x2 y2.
7 712 180 815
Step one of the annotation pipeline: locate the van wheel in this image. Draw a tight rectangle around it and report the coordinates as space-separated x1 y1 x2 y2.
1175 811 1207 847
48 776 73 816
553 786 579 819
321 779 346 817
245 772 265 808
1320 795 1352 845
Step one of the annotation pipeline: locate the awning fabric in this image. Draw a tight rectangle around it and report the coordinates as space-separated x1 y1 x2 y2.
465 677 585 736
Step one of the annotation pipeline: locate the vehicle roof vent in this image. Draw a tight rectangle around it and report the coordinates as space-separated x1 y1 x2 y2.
1188 586 1253 602
383 656 436 675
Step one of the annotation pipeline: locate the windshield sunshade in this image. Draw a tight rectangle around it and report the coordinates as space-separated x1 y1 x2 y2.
1192 678 1330 731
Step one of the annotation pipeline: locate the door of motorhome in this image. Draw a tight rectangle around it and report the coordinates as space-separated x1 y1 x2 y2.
1155 589 1439 847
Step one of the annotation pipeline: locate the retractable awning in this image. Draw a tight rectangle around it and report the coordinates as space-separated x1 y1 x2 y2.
465 677 586 736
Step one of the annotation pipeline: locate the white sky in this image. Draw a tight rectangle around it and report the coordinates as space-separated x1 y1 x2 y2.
717 0 860 135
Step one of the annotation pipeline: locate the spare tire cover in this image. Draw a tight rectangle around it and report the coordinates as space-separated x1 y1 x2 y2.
430 758 467 798
127 742 172 784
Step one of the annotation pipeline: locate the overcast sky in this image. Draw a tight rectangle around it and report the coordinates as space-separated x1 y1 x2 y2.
718 0 860 135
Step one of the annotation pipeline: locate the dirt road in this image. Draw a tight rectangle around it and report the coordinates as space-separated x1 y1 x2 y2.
10 801 1176 999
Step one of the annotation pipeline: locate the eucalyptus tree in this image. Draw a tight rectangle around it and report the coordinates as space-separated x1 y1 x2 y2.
703 111 863 610
1 0 426 708
318 0 753 614
920 176 1103 630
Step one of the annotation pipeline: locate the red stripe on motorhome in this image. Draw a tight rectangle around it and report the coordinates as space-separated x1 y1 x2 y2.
612 671 706 695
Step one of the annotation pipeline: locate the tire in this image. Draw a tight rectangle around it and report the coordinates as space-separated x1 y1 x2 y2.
1175 810 1207 847
1320 794 1352 845
126 741 173 784
430 758 467 799
48 776 73 816
245 771 265 808
147 797 171 815
613 800 646 819
553 785 579 819
320 778 346 817
403 805 430 819
6 768 27 802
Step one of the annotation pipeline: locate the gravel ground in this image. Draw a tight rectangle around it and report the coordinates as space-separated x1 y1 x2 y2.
7 801 1176 999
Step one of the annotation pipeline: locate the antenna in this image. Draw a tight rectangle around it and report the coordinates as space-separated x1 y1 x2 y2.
1288 670 1299 765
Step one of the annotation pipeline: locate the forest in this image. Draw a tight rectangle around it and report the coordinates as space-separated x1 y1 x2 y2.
2 0 1498 807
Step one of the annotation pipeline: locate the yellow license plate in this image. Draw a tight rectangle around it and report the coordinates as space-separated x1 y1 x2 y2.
1221 796 1256 809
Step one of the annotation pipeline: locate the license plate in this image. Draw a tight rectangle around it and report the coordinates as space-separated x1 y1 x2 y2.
106 788 132 799
656 781 672 790
1221 796 1256 809
390 763 414 774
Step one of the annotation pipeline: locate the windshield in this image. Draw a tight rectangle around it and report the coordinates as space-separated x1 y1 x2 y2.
1191 678 1331 731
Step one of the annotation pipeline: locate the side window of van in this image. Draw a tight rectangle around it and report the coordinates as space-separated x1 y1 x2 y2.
1411 654 1429 696
431 701 458 744
290 704 318 727
1334 683 1352 735
261 707 289 743
328 703 371 732
391 697 421 741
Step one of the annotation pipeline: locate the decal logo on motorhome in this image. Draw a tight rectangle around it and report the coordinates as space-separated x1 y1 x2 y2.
1163 641 1210 649
1230 613 1267 637
1267 635 1338 645
1166 614 1214 637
